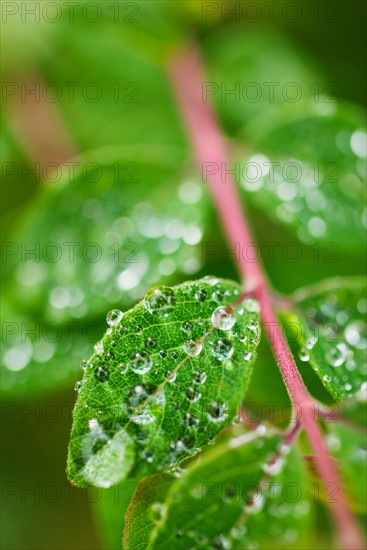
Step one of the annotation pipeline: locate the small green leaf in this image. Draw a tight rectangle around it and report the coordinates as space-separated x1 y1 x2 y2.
326 400 367 513
288 276 366 401
124 428 311 549
67 277 261 488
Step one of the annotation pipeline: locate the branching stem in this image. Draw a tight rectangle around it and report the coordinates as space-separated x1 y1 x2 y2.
168 44 364 550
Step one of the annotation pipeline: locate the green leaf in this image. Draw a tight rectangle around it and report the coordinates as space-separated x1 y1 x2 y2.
287 276 366 401
92 478 141 550
0 301 104 398
326 400 367 513
67 277 261 488
4 147 208 324
238 103 366 250
124 428 311 549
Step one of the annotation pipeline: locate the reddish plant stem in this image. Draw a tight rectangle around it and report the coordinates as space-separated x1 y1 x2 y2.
168 45 364 550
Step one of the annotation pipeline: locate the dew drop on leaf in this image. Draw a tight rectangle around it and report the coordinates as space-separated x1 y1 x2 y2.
93 365 110 383
145 337 157 349
299 348 310 362
193 370 206 384
325 343 347 367
244 494 264 515
211 290 224 303
243 298 260 313
74 380 83 393
182 321 193 333
94 341 104 355
186 387 201 402
206 401 228 423
211 306 236 330
128 351 152 375
144 286 176 317
344 320 367 349
149 502 167 525
106 309 123 326
211 338 234 360
195 289 207 302
183 338 203 357
165 370 176 383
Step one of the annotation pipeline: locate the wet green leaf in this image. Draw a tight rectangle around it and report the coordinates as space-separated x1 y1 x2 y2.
287 277 366 401
238 103 366 251
124 428 311 549
0 302 104 398
4 147 208 324
67 277 261 487
326 400 367 513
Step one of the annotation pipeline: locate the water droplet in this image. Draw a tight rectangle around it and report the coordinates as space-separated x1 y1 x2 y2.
243 298 260 313
195 289 207 302
326 434 341 452
211 338 234 360
323 374 332 383
144 286 176 317
135 325 142 334
74 380 83 393
244 494 264 514
243 352 253 361
325 343 347 367
305 334 318 349
193 370 206 384
143 449 154 463
94 341 104 355
186 387 201 402
207 401 227 423
212 290 224 302
183 338 202 357
106 309 123 326
80 359 87 370
159 350 167 358
356 382 367 402
247 319 261 344
183 412 199 428
299 348 310 362
212 306 236 330
262 456 284 475
117 325 127 336
182 321 193 333
212 534 231 549
171 351 178 360
165 370 176 383
131 407 156 424
105 352 115 362
145 337 157 349
93 365 110 382
119 363 128 374
344 320 367 349
129 351 152 375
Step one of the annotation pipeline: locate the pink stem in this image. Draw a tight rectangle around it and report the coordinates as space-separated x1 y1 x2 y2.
168 44 364 550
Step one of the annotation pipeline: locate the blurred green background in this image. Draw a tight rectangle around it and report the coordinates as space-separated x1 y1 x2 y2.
1 1 366 549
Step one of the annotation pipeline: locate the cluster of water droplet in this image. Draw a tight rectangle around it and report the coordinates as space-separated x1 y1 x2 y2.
240 110 366 248
298 282 367 398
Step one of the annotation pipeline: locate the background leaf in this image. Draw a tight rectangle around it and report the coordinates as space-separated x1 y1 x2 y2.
67 277 261 487
285 277 366 401
237 102 366 251
124 428 312 549
326 399 367 514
